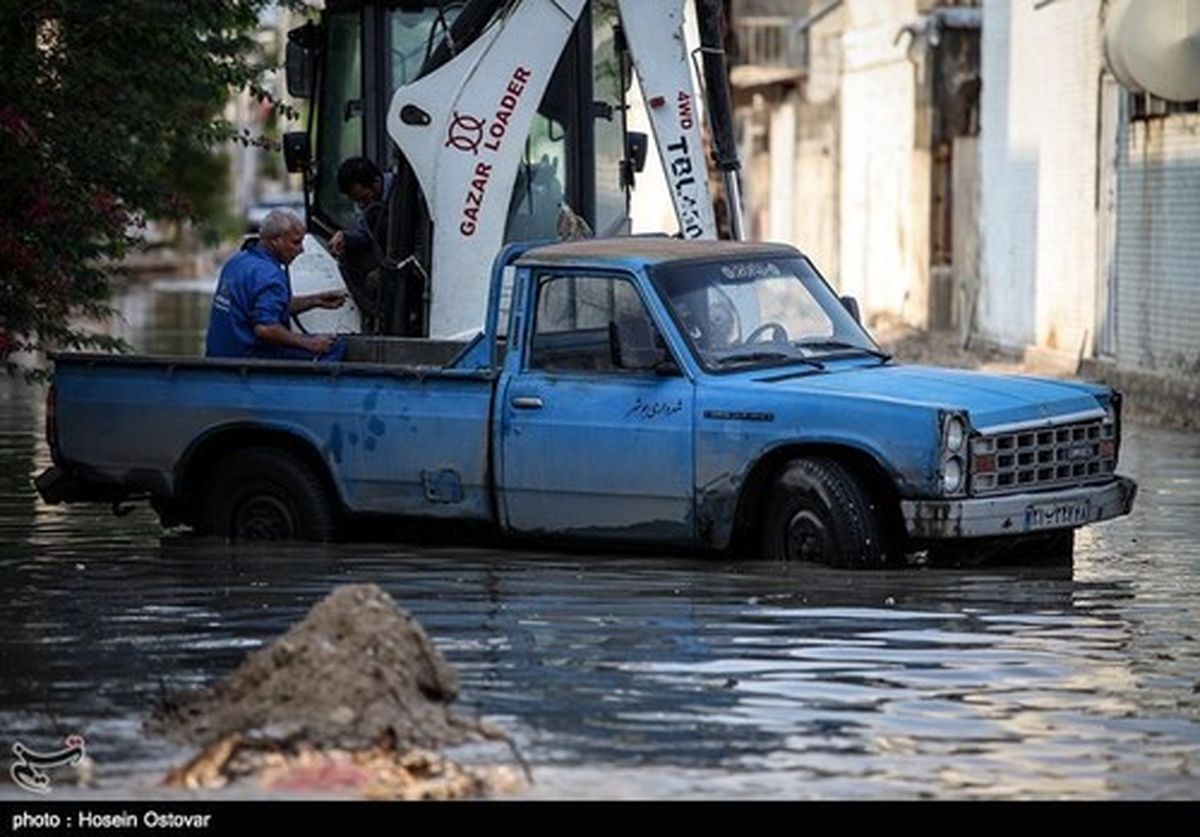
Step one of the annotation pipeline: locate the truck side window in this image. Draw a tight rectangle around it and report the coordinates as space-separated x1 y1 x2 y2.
529 274 659 373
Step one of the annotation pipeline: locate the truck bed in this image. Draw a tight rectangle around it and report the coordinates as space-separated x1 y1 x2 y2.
46 343 498 523
342 335 471 367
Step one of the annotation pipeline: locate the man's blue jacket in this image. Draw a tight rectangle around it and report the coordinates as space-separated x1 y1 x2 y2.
205 245 293 359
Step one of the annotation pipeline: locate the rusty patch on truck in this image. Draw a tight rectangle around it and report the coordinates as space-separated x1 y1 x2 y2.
696 471 741 547
363 388 380 412
422 470 464 504
324 423 344 465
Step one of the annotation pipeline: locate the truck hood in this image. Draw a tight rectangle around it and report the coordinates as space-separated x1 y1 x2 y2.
754 363 1108 429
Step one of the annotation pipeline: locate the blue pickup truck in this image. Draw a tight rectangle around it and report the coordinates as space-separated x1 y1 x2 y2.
36 238 1136 566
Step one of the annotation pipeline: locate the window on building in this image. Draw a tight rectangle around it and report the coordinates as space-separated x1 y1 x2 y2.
1130 92 1200 121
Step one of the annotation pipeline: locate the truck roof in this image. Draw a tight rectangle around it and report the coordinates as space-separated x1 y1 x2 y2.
515 236 799 269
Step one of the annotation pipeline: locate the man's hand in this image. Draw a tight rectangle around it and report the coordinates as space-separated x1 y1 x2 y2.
290 289 349 315
302 334 336 355
329 231 346 256
253 323 336 357
314 289 349 309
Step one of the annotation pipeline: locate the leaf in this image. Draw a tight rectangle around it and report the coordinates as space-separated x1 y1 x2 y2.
0 0 300 374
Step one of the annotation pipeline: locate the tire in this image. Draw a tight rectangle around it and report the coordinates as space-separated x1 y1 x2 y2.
761 457 887 568
199 447 337 542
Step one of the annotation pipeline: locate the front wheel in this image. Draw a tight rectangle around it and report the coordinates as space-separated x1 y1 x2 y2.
199 447 337 542
762 457 887 568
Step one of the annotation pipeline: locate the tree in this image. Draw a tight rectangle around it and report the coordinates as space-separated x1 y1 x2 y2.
0 0 302 377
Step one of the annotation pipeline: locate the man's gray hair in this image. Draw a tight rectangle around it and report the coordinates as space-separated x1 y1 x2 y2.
260 209 305 241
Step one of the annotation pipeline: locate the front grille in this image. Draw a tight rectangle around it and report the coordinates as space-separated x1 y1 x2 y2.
970 417 1116 496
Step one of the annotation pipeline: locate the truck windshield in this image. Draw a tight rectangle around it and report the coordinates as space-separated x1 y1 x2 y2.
649 256 882 372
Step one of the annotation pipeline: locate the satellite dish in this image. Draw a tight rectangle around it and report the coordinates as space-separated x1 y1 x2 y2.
1104 0 1200 103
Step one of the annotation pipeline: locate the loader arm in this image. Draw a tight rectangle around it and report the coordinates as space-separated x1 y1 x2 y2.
617 0 718 241
385 0 587 338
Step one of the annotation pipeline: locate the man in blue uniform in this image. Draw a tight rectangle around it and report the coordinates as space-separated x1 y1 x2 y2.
205 210 348 361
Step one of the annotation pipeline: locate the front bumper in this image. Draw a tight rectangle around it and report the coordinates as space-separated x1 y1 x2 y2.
901 476 1137 540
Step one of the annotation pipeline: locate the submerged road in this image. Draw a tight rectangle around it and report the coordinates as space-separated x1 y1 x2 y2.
0 282 1196 799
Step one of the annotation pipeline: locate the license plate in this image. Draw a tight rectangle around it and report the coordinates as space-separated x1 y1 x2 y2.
1025 499 1092 531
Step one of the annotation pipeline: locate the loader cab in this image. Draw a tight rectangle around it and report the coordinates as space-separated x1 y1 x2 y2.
285 0 633 335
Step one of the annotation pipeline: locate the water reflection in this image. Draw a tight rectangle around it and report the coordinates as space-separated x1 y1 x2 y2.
1 534 1195 798
0 280 1197 799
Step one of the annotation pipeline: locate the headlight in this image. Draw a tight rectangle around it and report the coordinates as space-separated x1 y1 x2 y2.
944 416 967 453
942 456 965 494
1102 393 1121 466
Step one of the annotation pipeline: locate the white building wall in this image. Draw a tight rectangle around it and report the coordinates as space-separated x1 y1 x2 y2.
768 100 797 243
840 0 923 322
978 0 1103 356
793 8 844 282
794 105 841 282
1113 114 1200 376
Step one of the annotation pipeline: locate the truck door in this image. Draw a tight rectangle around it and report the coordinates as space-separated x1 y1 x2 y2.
498 270 695 540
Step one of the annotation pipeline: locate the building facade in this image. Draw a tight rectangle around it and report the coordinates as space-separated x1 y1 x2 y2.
731 0 1199 401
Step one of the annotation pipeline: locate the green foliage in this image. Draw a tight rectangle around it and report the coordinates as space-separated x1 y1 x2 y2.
167 142 235 248
0 0 307 377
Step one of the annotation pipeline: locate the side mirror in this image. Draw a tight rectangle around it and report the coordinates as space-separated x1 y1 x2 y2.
626 131 649 173
621 132 649 189
283 131 311 175
840 295 862 324
608 320 672 372
285 23 319 99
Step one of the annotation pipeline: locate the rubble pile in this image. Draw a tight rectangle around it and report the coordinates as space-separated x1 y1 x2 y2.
151 583 520 799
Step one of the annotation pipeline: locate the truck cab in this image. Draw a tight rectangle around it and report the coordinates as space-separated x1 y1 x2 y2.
491 238 1137 563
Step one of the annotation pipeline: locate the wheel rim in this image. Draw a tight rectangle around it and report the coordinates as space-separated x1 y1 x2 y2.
233 494 296 540
784 509 832 563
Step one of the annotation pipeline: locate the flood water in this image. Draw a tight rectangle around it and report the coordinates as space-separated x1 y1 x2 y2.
1 279 1197 800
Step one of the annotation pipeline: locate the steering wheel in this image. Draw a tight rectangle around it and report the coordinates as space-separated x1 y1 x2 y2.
744 322 789 344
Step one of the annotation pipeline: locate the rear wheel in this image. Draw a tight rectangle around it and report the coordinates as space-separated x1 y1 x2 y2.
199 447 336 542
762 457 887 568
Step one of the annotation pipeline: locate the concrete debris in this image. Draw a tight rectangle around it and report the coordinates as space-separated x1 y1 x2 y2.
151 583 522 799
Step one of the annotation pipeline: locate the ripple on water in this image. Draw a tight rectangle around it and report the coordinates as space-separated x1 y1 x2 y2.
1 370 1198 798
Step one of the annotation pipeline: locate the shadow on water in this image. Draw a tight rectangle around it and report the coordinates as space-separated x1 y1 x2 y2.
0 282 1197 798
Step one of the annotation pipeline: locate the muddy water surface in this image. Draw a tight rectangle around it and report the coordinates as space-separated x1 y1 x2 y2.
0 281 1196 799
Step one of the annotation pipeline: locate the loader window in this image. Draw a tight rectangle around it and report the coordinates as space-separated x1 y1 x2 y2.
592 1 628 236
315 12 364 231
386 6 464 96
505 116 568 242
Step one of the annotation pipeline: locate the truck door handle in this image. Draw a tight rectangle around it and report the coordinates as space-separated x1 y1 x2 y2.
510 396 544 410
